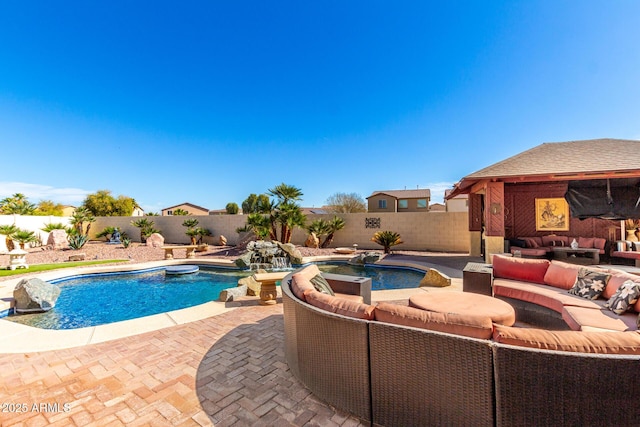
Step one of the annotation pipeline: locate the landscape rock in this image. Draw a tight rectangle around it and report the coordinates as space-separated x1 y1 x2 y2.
13 278 61 313
68 253 86 262
238 275 261 296
305 233 319 249
219 235 227 246
349 251 382 265
419 268 451 287
146 233 165 248
46 229 68 250
235 251 253 269
219 284 248 302
276 242 303 265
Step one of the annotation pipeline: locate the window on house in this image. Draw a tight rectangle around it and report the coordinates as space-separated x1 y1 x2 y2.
398 199 408 209
417 199 427 208
167 210 173 215
378 199 387 209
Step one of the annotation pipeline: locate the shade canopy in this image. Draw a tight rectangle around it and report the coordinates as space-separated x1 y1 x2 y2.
564 178 640 220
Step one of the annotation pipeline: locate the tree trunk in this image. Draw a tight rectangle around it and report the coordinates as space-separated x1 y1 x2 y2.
321 233 334 248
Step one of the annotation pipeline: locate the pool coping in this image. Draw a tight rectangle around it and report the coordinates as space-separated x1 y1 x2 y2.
0 255 455 353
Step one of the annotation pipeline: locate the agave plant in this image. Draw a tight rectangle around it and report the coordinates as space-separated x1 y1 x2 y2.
0 224 19 251
371 230 403 254
68 234 89 249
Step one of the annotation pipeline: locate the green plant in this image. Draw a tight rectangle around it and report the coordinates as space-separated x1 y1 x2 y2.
12 229 40 249
321 216 346 248
131 218 160 243
226 202 239 214
371 230 403 254
68 234 89 249
0 224 19 251
122 237 131 248
96 226 118 240
70 207 95 237
41 223 67 232
195 227 212 244
173 208 190 215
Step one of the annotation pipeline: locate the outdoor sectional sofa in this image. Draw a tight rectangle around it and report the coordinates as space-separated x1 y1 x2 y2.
508 235 608 259
282 262 640 427
611 240 640 266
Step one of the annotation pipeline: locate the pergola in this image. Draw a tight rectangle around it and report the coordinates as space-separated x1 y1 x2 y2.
448 139 640 261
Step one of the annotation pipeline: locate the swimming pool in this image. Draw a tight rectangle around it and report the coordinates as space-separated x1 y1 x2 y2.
5 263 425 330
6 267 252 330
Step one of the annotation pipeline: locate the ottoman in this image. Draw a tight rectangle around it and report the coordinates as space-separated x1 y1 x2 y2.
409 292 516 326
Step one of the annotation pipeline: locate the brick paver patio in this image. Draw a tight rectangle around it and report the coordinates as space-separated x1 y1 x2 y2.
0 302 366 426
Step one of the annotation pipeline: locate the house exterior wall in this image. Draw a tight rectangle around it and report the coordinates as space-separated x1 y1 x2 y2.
367 195 430 213
446 196 468 212
92 211 470 252
504 182 619 241
161 204 209 216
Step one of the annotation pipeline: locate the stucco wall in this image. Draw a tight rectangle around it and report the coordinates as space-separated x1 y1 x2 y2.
0 215 72 252
92 211 470 252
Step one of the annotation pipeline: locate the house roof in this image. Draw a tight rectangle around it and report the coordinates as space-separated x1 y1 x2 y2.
450 138 640 196
367 189 431 199
162 202 210 212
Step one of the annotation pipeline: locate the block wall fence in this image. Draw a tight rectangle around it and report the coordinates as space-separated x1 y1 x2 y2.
0 212 470 253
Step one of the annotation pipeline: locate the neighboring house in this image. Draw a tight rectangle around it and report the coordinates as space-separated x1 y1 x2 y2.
61 205 76 216
132 206 145 216
444 190 468 212
366 189 431 213
162 203 210 216
301 207 329 215
429 203 446 212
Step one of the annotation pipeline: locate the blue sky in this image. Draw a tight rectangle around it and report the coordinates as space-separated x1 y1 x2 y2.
1 1 639 213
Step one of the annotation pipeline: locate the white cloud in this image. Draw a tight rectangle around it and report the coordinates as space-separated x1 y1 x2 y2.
0 182 91 205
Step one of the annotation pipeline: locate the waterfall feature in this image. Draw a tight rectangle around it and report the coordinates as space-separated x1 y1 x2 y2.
238 241 298 271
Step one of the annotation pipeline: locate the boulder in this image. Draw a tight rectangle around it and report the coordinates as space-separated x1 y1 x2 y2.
68 253 86 262
13 278 61 313
235 251 253 269
146 233 165 248
219 235 227 246
276 242 303 265
419 268 451 288
47 229 68 250
305 233 320 248
238 275 261 296
349 252 382 265
219 284 248 302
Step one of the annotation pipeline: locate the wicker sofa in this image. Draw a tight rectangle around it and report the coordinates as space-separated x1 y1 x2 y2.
508 235 608 259
283 263 640 426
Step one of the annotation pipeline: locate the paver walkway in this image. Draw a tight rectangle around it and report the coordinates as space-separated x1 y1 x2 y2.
0 302 366 426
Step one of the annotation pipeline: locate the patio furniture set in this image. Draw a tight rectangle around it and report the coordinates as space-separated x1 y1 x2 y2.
282 261 640 426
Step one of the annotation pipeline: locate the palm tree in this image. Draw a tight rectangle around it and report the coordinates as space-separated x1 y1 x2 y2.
321 216 346 248
12 229 40 249
371 230 403 254
268 183 303 205
131 218 160 243
173 208 190 215
268 183 305 242
0 193 36 215
70 207 95 237
244 213 271 240
0 224 19 251
307 219 330 242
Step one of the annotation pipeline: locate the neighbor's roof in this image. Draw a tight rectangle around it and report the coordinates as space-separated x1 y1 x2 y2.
451 138 640 195
367 189 431 199
162 202 210 212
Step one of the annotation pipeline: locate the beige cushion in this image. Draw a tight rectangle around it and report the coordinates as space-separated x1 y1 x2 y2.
543 261 581 290
373 302 493 339
493 325 640 354
304 289 374 320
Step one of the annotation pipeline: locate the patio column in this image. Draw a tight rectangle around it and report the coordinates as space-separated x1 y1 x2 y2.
468 193 483 256
484 181 505 263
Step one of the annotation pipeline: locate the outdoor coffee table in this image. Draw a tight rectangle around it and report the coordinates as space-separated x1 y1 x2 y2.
551 246 600 264
409 292 516 326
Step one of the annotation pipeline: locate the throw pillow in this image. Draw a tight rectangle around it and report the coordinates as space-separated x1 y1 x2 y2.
309 274 335 296
568 268 611 300
606 280 640 315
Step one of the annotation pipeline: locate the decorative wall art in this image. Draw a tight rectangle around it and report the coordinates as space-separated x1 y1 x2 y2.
535 198 569 231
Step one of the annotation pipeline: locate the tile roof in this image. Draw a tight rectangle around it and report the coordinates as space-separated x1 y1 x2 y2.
367 189 431 199
465 138 640 179
162 202 210 212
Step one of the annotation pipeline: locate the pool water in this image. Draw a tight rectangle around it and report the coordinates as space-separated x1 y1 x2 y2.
5 263 425 330
316 263 425 290
6 267 251 330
